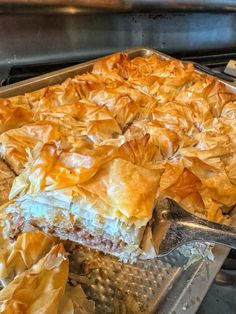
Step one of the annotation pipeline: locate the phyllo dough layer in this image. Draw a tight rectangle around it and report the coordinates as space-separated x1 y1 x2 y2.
1 51 236 261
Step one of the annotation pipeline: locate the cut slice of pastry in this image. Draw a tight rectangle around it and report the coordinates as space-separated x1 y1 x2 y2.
3 136 161 262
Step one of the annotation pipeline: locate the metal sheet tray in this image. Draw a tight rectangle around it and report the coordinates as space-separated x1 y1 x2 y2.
0 47 234 314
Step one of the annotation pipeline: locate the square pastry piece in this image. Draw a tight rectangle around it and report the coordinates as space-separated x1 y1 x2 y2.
5 135 161 262
2 51 236 262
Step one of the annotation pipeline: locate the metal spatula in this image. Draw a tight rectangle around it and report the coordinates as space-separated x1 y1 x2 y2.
152 198 236 256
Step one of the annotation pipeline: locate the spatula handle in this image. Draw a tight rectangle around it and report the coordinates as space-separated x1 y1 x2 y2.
156 199 236 256
175 214 236 247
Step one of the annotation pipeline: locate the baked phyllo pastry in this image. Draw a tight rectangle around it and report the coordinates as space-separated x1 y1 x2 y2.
0 159 15 206
1 51 236 262
0 121 63 174
0 97 33 134
0 244 68 314
4 135 161 262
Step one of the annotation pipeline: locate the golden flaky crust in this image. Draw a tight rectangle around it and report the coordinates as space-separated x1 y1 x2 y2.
0 97 33 134
1 52 236 226
0 243 69 314
0 122 63 174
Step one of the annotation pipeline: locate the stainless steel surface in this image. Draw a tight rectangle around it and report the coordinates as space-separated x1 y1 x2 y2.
153 199 236 256
129 0 236 12
1 13 236 81
69 246 186 314
69 245 230 314
0 47 233 313
194 63 235 82
0 0 125 8
0 0 127 14
214 269 236 285
197 279 236 314
1 0 236 13
160 246 231 314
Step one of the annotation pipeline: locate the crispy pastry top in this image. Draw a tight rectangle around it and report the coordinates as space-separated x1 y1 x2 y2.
2 52 236 223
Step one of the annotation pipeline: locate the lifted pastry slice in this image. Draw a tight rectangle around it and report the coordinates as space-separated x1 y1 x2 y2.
3 140 161 262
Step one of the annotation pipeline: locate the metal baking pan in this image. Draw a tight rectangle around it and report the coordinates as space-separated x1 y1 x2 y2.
0 47 234 314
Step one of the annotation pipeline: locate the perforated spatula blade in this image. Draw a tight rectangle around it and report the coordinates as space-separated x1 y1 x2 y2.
152 198 236 257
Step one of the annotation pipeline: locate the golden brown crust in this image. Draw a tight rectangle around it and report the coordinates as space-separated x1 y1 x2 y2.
0 98 33 134
71 72 156 127
0 243 68 314
1 52 236 224
0 121 63 174
0 159 15 205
